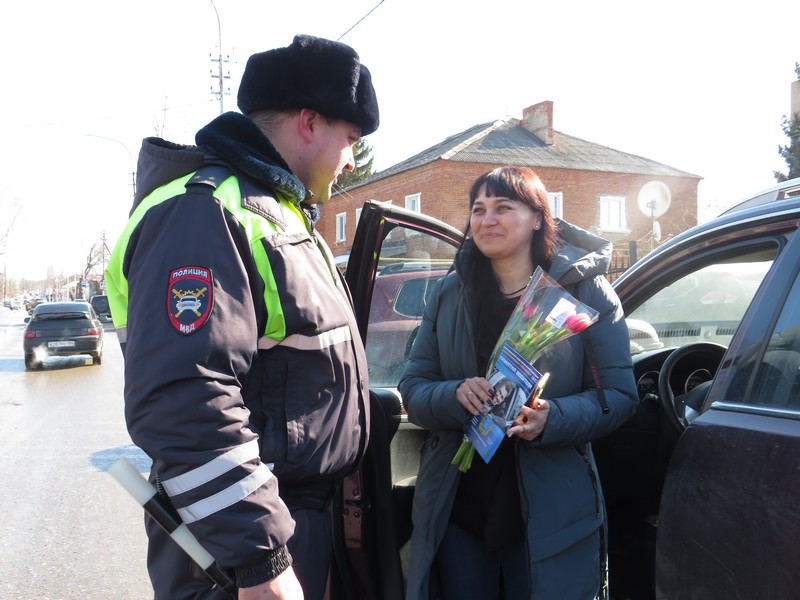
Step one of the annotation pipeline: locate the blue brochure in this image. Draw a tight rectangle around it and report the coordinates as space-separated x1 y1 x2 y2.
464 343 542 464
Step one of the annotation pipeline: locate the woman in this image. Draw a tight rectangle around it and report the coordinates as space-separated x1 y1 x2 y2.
399 166 638 600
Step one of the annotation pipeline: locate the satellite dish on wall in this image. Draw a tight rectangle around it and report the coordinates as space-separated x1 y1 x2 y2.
637 181 672 218
652 220 662 242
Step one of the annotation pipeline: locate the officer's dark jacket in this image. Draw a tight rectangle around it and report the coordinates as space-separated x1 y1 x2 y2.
106 112 370 584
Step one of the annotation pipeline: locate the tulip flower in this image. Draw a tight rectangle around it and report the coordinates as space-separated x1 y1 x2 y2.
565 312 592 334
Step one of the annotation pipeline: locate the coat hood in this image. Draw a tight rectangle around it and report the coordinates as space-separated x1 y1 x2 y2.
548 219 612 285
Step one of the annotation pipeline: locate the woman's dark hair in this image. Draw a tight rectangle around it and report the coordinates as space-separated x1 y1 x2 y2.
458 167 561 302
466 166 559 265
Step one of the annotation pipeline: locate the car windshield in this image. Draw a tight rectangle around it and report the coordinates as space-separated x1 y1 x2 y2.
626 255 774 355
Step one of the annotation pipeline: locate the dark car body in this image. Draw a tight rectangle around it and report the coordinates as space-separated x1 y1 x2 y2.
333 179 800 600
23 301 104 369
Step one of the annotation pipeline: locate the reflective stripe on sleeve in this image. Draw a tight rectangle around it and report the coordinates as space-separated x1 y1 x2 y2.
115 327 127 344
176 462 273 524
257 324 352 351
161 439 261 497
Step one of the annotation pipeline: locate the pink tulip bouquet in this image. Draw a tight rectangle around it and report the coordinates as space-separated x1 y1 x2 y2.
452 267 599 472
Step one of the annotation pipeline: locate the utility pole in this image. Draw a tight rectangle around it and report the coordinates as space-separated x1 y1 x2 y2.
101 231 110 281
209 0 230 114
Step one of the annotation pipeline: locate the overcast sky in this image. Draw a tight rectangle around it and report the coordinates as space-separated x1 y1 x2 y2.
1 0 798 282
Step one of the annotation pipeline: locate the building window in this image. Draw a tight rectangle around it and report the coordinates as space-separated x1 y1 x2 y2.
547 192 563 219
598 195 628 232
336 212 346 243
355 207 363 224
405 193 421 213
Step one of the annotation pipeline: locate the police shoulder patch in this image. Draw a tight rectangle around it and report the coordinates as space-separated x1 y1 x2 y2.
168 266 213 335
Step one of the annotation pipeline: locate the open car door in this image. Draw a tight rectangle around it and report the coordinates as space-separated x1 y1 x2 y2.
331 200 463 600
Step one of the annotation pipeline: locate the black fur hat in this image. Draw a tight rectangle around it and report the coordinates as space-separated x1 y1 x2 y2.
237 34 380 136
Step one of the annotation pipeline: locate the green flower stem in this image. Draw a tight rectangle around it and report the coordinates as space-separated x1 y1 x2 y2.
451 438 476 473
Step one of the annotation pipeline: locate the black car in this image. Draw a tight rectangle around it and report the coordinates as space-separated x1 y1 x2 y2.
23 301 104 369
25 297 46 313
90 294 112 322
334 177 800 600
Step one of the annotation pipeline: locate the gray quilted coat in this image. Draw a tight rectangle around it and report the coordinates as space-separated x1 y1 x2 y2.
399 220 638 599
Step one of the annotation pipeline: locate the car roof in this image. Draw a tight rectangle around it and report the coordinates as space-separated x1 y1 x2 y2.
717 177 800 216
34 302 92 314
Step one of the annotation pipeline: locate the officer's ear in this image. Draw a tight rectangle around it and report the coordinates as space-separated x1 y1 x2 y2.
298 108 321 144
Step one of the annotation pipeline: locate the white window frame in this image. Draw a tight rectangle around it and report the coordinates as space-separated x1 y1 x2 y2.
335 212 347 243
355 207 363 225
405 193 421 213
598 195 628 233
547 192 563 220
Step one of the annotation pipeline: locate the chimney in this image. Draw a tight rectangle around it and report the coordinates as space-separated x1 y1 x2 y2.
521 101 554 145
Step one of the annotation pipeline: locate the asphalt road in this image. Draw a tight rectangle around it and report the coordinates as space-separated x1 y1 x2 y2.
0 307 153 599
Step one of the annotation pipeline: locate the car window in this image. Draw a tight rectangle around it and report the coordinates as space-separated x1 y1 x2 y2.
626 254 774 355
393 276 442 318
36 311 89 321
365 227 456 387
733 271 800 412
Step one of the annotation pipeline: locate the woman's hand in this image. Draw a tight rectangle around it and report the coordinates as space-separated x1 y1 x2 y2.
455 377 494 416
507 398 550 441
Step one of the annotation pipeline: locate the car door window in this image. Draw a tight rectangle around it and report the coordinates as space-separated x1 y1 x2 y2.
365 227 456 387
625 255 773 354
736 272 800 411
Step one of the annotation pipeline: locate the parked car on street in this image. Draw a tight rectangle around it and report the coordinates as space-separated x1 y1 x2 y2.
365 263 448 387
25 297 46 313
90 294 112 322
3 298 22 310
333 178 800 600
23 301 104 370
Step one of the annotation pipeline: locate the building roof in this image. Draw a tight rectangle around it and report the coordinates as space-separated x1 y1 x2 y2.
355 116 701 188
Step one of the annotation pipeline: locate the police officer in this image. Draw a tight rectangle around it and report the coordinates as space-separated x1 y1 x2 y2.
106 34 378 600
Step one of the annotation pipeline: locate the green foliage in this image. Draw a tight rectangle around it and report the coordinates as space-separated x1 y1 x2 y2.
336 139 375 189
774 114 800 183
774 62 800 183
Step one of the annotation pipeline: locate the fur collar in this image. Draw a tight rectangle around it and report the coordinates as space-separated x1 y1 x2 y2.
195 112 310 205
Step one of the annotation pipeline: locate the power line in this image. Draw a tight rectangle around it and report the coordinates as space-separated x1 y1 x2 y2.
337 0 386 41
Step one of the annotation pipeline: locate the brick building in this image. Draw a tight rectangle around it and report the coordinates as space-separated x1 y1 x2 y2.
319 100 701 274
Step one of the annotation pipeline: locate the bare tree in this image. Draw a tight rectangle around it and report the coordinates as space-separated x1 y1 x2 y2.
80 233 112 298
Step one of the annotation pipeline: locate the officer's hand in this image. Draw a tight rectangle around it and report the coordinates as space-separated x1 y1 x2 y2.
238 566 304 599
